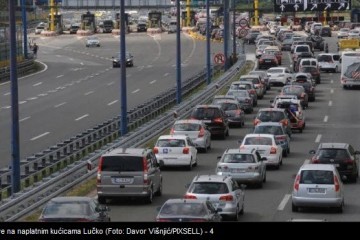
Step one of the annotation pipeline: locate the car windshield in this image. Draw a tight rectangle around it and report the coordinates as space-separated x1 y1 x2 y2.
254 125 284 135
257 111 285 122
43 201 89 216
230 84 249 90
222 154 255 163
220 102 238 111
173 123 200 131
244 137 273 145
300 170 334 185
227 91 248 97
190 182 229 194
160 203 207 216
316 149 350 160
191 108 221 119
296 46 310 52
156 139 186 147
282 86 303 94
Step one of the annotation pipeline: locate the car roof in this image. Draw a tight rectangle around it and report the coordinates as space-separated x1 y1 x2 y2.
192 175 231 183
158 135 188 140
318 143 349 149
224 148 255 154
163 198 206 204
240 75 260 79
256 122 284 127
49 196 93 202
215 99 239 105
103 147 150 157
259 108 286 112
244 133 276 138
300 164 336 171
194 104 222 109
174 119 203 124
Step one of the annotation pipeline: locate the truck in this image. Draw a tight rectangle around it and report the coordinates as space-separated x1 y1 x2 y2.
102 20 114 33
340 51 360 88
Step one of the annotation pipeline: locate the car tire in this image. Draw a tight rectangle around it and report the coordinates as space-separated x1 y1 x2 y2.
239 203 244 215
202 147 207 153
263 173 266 183
337 201 344 213
98 196 106 204
188 160 193 171
257 180 263 188
334 66 338 73
155 180 162 196
292 203 299 212
146 188 153 204
283 149 288 157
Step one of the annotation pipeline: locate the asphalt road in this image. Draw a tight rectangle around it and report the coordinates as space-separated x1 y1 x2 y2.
103 32 360 222
0 31 223 168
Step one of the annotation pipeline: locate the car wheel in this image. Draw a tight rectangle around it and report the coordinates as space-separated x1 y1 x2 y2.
239 203 244 215
155 180 162 196
292 203 299 212
337 201 344 213
263 172 266 183
146 188 153 204
188 160 193 171
98 196 106 204
257 180 263 188
233 206 240 221
283 149 288 157
226 128 230 137
202 146 207 153
334 66 338 73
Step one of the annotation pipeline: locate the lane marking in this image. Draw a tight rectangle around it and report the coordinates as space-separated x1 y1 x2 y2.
163 73 170 77
107 81 115 86
330 89 334 94
315 134 322 143
277 194 291 211
132 89 140 94
19 101 26 105
4 92 10 96
33 82 42 87
331 80 334 84
328 100 332 107
107 100 118 106
20 116 31 122
84 91 94 96
56 75 64 78
323 115 328 122
75 114 89 121
54 102 66 108
150 80 156 84
30 132 50 141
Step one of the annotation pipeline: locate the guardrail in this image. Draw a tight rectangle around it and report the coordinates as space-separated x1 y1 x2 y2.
0 64 222 200
0 59 35 82
0 55 246 222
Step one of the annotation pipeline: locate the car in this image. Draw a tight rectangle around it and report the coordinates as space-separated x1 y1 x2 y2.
69 24 80 34
137 22 147 32
280 85 309 108
337 28 350 38
229 81 258 106
263 46 282 65
240 134 283 169
154 135 198 170
309 143 360 182
216 100 245 127
238 75 264 99
292 45 313 64
225 90 254 113
320 26 332 37
85 36 100 47
184 175 245 221
290 77 316 102
253 122 291 156
270 94 298 107
306 35 325 51
170 119 211 153
156 198 222 222
35 26 45 35
38 196 111 222
274 99 306 133
112 52 134 67
248 70 271 91
280 38 293 51
189 105 230 139
348 29 360 38
255 44 268 59
96 148 163 204
212 95 237 105
258 54 279 70
244 31 261 44
267 67 292 86
292 164 344 213
216 148 267 187
299 65 321 84
317 53 341 73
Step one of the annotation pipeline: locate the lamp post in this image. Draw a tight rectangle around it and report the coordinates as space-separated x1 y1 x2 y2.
206 0 211 85
176 0 182 104
120 0 127 135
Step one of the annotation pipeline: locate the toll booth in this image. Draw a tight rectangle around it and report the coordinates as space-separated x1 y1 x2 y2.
148 11 162 29
115 13 129 30
181 10 196 27
48 13 63 33
81 11 96 33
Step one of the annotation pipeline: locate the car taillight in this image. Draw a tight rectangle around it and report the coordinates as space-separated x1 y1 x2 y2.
334 175 340 192
183 147 190 154
311 158 320 163
280 119 288 126
249 89 256 94
143 157 149 184
270 147 277 154
170 128 175 134
294 174 300 191
219 195 233 201
259 59 264 63
214 118 223 123
184 194 197 199
156 218 171 222
276 135 287 141
254 119 261 126
344 159 354 164
153 147 159 154
198 127 205 137
97 157 103 184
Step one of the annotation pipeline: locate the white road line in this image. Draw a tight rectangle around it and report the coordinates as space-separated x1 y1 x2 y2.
150 80 156 84
331 80 334 84
30 132 50 141
20 116 31 122
33 82 42 87
315 134 322 143
4 92 10 96
75 114 89 121
19 101 26 105
107 81 115 86
107 100 118 106
323 115 328 122
56 75 64 78
127 74 131 78
3 106 11 109
84 91 94 96
132 89 140 94
26 97 38 101
80 62 84 65
330 89 334 94
163 73 169 77
277 194 291 211
54 102 66 108
328 100 332 106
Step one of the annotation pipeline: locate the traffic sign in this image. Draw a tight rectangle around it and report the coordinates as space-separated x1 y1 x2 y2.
274 0 351 12
214 53 225 65
239 18 248 28
239 28 248 38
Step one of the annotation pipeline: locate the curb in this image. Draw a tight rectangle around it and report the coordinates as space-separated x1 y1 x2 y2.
40 31 57 37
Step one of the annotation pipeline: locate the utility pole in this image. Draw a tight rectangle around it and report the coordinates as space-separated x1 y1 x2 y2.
50 0 55 31
254 0 259 26
186 0 191 26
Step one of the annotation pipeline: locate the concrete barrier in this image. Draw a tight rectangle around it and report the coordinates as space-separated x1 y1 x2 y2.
77 30 92 36
147 28 162 35
40 31 57 37
111 29 129 35
182 27 197 33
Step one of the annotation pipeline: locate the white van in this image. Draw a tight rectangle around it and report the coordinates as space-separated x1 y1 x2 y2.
298 58 319 72
317 53 341 73
168 20 177 34
310 23 322 35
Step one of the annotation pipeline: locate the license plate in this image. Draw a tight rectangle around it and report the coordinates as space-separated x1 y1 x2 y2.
265 60 271 62
308 188 326 193
230 168 246 173
113 178 132 184
202 120 211 123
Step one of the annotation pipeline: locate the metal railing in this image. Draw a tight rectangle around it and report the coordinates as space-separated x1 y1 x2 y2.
0 59 36 82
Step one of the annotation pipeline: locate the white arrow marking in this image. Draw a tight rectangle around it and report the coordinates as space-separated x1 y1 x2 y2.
280 4 285 11
338 2 344 10
294 4 299 11
311 3 317 10
325 3 331 10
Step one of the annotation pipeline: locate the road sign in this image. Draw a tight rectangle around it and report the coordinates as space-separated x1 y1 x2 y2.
214 53 225 65
274 0 351 12
239 18 248 28
239 28 248 38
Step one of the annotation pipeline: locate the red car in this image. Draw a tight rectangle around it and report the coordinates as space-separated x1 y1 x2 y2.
258 54 278 69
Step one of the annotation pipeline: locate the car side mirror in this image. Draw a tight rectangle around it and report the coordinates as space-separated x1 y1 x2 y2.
217 156 222 160
261 157 267 161
309 150 316 154
354 150 360 155
237 139 243 144
96 205 109 212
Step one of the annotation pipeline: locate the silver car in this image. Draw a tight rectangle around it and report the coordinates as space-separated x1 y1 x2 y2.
226 89 254 114
170 119 211 153
86 36 100 47
292 164 344 213
216 148 267 188
184 175 245 221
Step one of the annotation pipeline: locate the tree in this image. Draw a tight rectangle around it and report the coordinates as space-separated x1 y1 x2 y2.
0 0 8 10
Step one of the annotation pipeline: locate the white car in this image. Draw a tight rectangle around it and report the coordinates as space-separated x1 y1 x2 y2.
348 29 360 38
35 26 45 35
270 95 298 108
154 135 198 170
274 98 305 121
267 67 292 86
86 36 100 47
170 119 211 153
240 134 283 169
337 28 350 39
317 53 341 73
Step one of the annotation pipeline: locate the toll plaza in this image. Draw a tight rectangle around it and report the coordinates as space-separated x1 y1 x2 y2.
115 12 129 31
81 11 96 33
148 11 162 29
48 13 63 33
181 10 196 27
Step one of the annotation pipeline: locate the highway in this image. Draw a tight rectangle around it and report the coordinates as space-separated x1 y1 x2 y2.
102 34 360 222
0 31 223 169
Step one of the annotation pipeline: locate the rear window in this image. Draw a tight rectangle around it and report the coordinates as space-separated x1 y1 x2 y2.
190 182 229 194
160 202 206 216
316 149 350 160
296 46 310 52
222 154 255 163
317 55 332 62
300 170 334 185
190 108 221 119
254 125 284 135
257 111 285 122
244 137 272 145
101 156 143 171
174 123 200 131
220 102 238 111
156 139 186 147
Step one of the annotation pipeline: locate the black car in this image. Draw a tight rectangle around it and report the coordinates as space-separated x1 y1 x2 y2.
189 105 229 139
320 27 332 37
137 22 147 32
112 52 134 68
309 143 360 182
306 35 325 51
